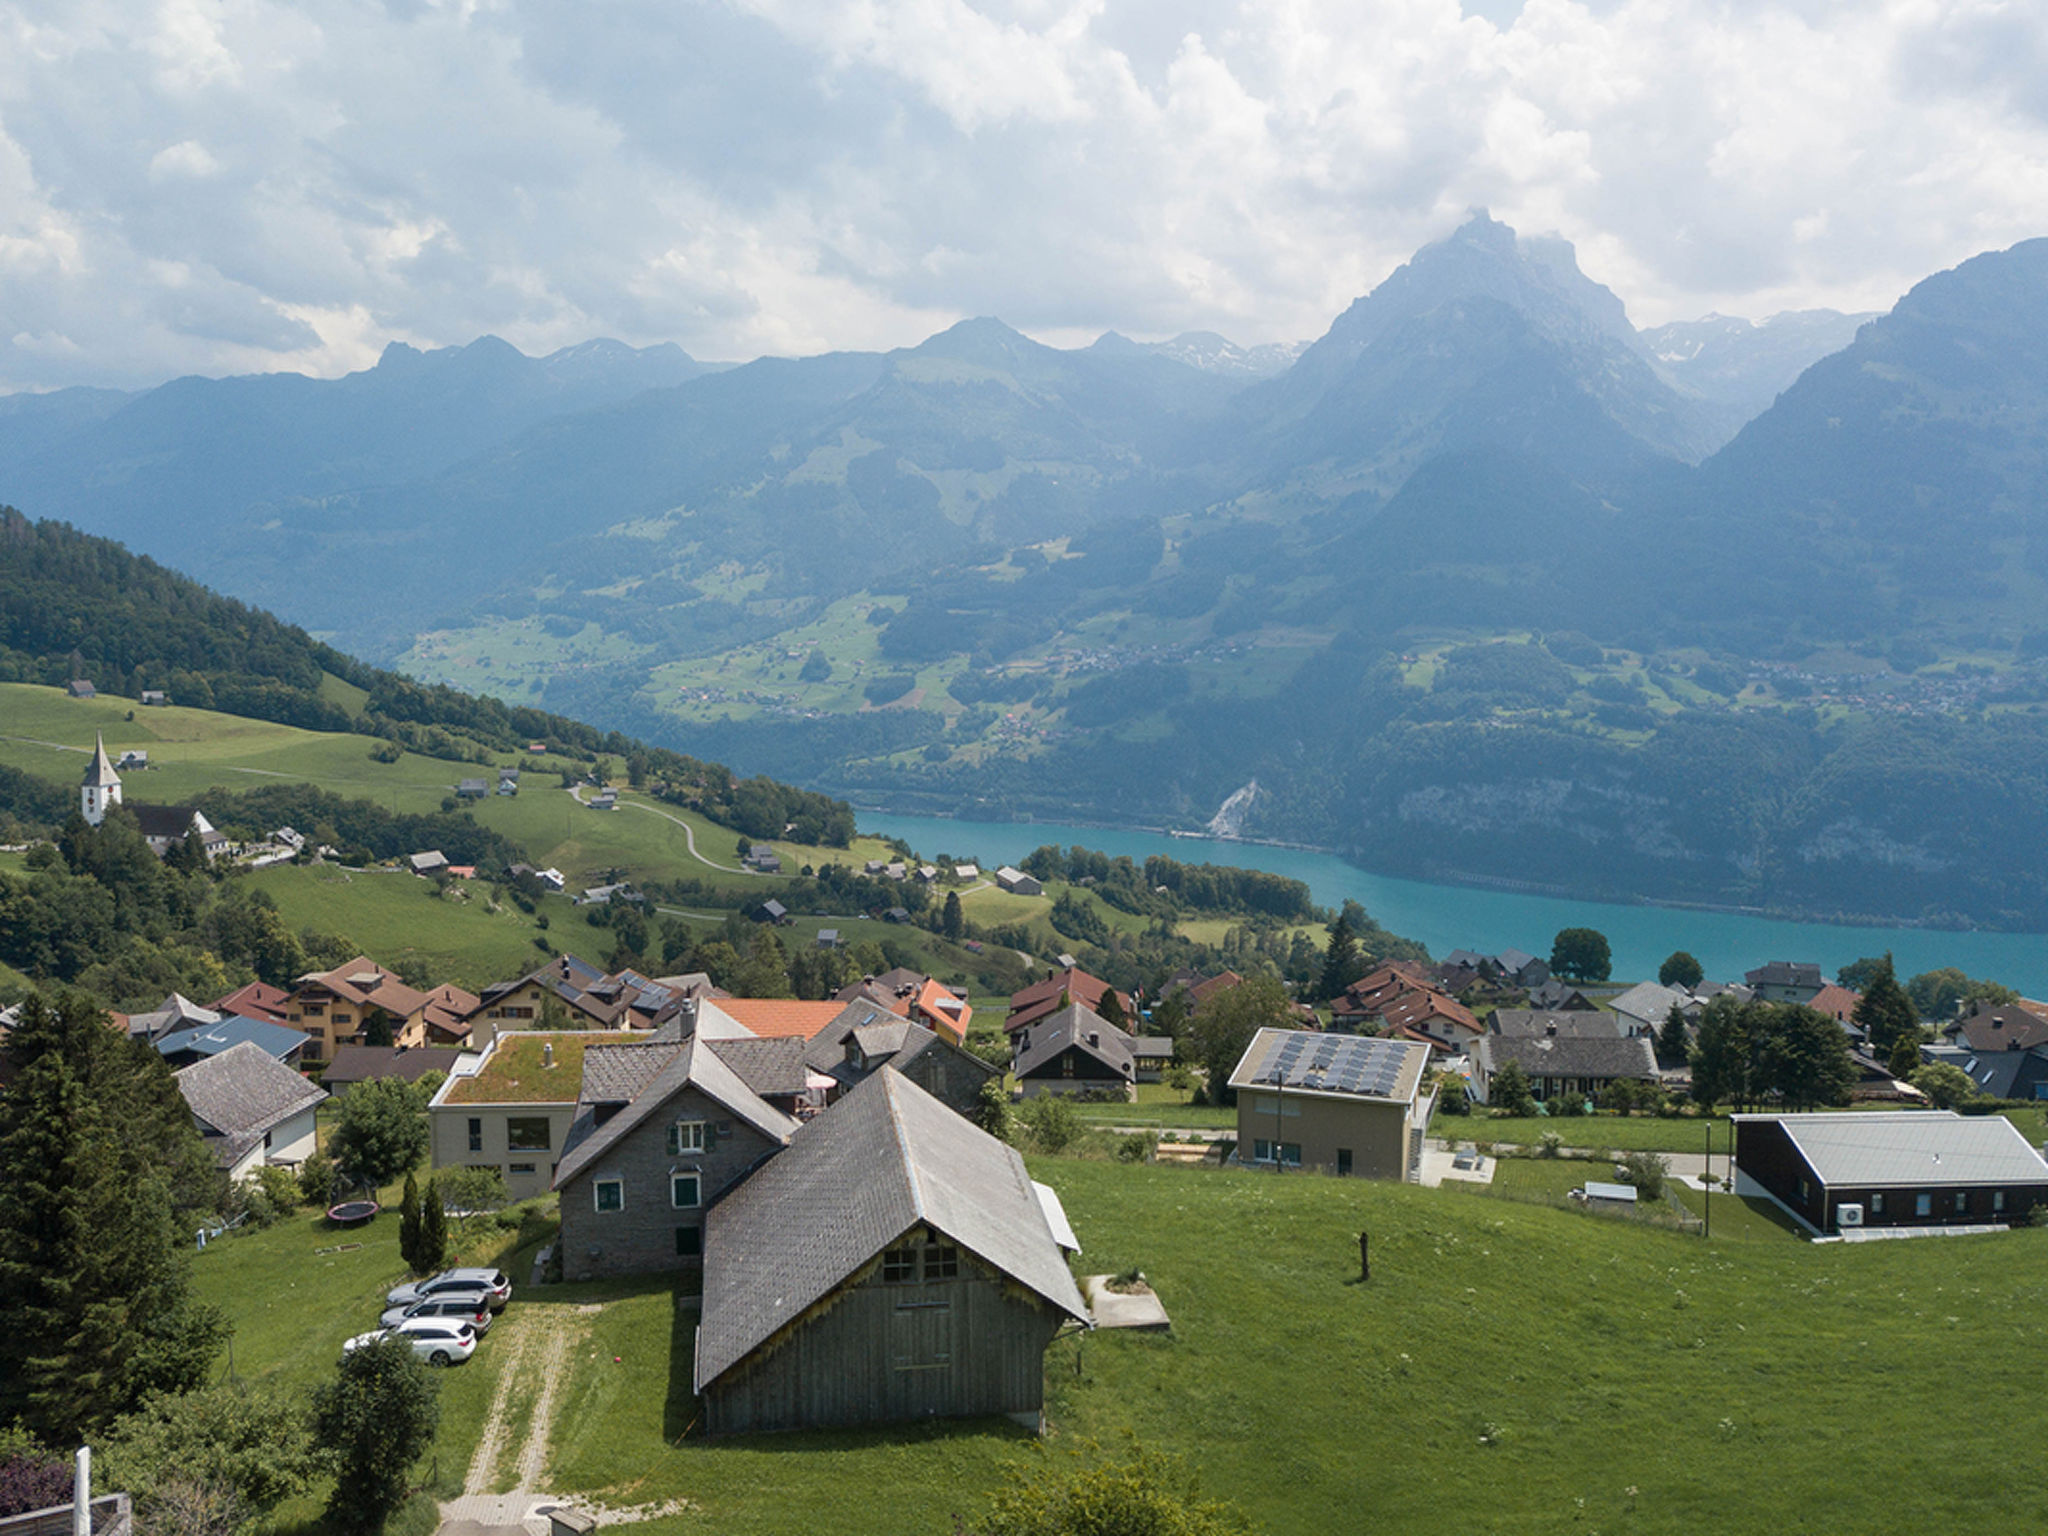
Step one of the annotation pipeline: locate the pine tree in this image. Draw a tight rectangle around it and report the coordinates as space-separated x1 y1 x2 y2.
1851 954 1919 1059
418 1184 447 1274
1096 987 1129 1031
1656 1003 1691 1068
1889 1025 1929 1081
942 891 965 941
398 1173 422 1274
0 992 226 1441
1315 916 1362 1003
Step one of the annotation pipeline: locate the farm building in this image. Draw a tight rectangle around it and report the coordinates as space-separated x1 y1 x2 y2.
1227 1028 1433 1180
1732 1111 2048 1235
693 1070 1088 1435
994 866 1043 895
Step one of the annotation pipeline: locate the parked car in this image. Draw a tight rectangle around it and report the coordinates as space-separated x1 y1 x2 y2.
379 1291 495 1334
385 1267 512 1311
343 1316 478 1366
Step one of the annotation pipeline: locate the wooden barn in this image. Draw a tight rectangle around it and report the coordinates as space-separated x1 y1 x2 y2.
693 1070 1089 1435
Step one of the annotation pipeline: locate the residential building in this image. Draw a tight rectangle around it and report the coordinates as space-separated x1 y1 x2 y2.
1607 981 1691 1037
175 1042 323 1182
1471 1035 1659 1106
1227 1028 1433 1180
155 1015 310 1070
1733 1111 2048 1234
1806 984 1863 1024
318 1045 467 1097
465 955 684 1043
429 1032 593 1201
1005 966 1132 1036
694 1071 1089 1435
804 1003 999 1116
1011 1003 1136 1100
284 957 436 1060
552 1033 800 1283
1744 961 1826 1005
713 996 865 1043
1489 1009 1630 1041
1942 1001 2048 1055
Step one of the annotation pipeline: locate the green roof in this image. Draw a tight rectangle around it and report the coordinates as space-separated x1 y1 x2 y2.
446 1032 591 1104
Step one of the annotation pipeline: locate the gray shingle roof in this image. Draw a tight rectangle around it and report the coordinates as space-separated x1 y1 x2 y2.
579 1040 681 1104
1478 1034 1658 1081
1012 1003 1134 1081
706 1036 812 1099
1739 1110 2048 1188
695 1071 1087 1390
175 1042 323 1167
1490 1009 1630 1040
552 1034 797 1189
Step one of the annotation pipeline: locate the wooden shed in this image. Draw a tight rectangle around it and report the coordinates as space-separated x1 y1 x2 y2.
693 1071 1088 1435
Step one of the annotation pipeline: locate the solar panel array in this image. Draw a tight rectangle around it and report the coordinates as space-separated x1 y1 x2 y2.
1250 1032 1415 1098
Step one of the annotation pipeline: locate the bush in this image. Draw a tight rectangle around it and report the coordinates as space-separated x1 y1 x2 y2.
251 1165 300 1216
298 1149 338 1207
971 1444 1250 1536
311 1338 441 1535
1115 1132 1157 1164
0 1452 70 1518
1018 1094 1084 1155
1619 1150 1670 1201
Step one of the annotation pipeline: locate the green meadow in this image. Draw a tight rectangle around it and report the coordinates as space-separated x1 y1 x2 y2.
193 1154 2048 1536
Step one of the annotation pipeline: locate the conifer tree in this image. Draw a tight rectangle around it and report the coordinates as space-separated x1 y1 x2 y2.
1656 1003 1691 1068
398 1173 422 1273
1315 915 1362 1003
1095 986 1129 1031
0 992 226 1440
418 1184 448 1274
1851 954 1919 1059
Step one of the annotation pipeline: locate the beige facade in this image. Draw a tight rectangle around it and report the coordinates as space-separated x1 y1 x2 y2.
429 1098 580 1201
1235 1090 1413 1180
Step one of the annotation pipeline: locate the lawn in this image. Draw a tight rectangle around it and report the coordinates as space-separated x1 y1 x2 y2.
197 1151 2048 1536
1446 1111 1734 1155
1070 1083 1237 1130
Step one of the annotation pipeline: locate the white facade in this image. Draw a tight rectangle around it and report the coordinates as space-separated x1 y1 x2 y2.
81 732 122 825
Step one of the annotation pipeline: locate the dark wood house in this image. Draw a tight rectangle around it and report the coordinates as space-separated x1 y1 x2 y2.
802 1002 998 1117
1733 1111 2048 1235
693 1071 1088 1435
1010 1002 1135 1100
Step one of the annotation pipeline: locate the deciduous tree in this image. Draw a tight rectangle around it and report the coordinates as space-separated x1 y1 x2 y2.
329 1077 429 1191
1658 950 1704 989
1549 928 1612 983
311 1338 440 1535
1186 974 1293 1106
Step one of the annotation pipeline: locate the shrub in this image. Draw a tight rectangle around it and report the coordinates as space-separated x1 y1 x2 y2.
251 1165 300 1216
311 1338 441 1535
1619 1150 1670 1201
0 1452 70 1518
1115 1132 1157 1164
1019 1094 1084 1155
1538 1132 1563 1159
298 1150 337 1207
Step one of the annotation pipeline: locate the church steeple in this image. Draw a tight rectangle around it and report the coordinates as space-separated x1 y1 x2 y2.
81 732 122 825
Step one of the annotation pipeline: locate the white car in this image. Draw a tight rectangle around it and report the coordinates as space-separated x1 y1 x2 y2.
385 1267 512 1312
343 1316 479 1366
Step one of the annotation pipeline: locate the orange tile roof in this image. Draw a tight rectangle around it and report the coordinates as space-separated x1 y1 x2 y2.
910 978 971 1045
715 999 851 1041
1807 984 1861 1022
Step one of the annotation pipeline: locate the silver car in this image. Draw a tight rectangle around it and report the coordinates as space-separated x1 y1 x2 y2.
384 1267 512 1312
379 1291 494 1334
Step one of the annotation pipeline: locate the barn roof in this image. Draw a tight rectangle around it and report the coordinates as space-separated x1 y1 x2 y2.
1736 1110 2048 1188
695 1071 1087 1391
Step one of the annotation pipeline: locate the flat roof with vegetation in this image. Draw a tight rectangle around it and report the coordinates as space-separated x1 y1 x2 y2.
444 1032 591 1105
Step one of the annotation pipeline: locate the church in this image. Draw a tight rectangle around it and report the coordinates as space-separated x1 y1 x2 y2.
80 734 225 858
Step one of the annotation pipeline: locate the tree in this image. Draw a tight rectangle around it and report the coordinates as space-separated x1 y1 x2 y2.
0 992 228 1441
1657 950 1703 990
1619 1150 1669 1201
311 1338 441 1535
1688 995 1751 1111
1906 966 2018 1021
1549 928 1612 983
1910 1061 1984 1111
1851 954 1918 1059
1314 914 1364 1003
1489 1059 1536 1117
329 1077 430 1190
419 1183 448 1272
1889 1026 1930 1081
1837 955 1889 991
398 1172 423 1273
1017 1094 1082 1155
1185 974 1293 1106
1095 986 1130 1031
1758 1004 1856 1111
103 1386 322 1527
972 1445 1254 1536
971 1079 1015 1144
942 890 965 941
1655 1003 1691 1069
799 648 833 682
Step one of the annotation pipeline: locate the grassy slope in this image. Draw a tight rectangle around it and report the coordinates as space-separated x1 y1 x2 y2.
198 1156 2048 1536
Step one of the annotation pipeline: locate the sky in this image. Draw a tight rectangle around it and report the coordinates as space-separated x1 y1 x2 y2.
1 0 2044 391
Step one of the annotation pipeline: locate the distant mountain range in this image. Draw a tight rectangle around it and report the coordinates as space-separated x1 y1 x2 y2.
7 216 2048 927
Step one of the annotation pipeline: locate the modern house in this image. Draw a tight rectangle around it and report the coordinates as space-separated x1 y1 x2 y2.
1227 1028 1434 1179
1744 962 1826 1005
1733 1111 2048 1234
429 1032 594 1201
552 1033 800 1283
1011 1003 1136 1100
693 1071 1089 1436
1471 1035 1659 1106
175 1042 323 1183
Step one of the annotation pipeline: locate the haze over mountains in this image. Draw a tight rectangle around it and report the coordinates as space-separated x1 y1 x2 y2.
8 214 2048 927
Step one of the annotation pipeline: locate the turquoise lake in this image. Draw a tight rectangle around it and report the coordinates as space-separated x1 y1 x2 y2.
858 811 2048 996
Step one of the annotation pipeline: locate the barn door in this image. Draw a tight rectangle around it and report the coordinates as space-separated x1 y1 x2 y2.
890 1302 954 1373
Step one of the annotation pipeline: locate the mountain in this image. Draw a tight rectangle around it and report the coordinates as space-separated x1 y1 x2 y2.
1642 309 1875 447
1106 331 1306 379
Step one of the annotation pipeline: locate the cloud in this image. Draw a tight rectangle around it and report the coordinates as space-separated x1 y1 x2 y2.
0 0 2042 390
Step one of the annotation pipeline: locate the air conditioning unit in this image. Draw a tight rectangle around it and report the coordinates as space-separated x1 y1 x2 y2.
1838 1203 1865 1228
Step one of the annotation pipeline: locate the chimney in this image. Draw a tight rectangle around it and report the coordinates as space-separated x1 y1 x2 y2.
73 1447 90 1536
1087 1032 1100 1048
1545 1021 1557 1038
543 1041 555 1068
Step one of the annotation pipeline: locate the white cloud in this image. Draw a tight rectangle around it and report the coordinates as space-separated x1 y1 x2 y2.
0 0 2042 389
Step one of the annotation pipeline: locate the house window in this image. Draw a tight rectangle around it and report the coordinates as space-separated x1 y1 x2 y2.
1955 1191 1969 1214
468 1117 483 1153
1870 1193 1884 1214
1252 1140 1301 1167
333 1013 352 1025
594 1178 624 1213
667 1121 707 1155
505 1007 534 1020
675 1225 702 1257
883 1247 918 1283
924 1244 959 1281
302 1003 325 1017
1994 1190 2008 1213
1061 1056 1076 1077
671 1173 700 1209
507 1117 552 1152
508 1162 536 1175
1915 1193 1933 1217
